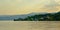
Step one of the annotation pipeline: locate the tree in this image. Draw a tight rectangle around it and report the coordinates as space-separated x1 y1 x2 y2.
14 11 60 21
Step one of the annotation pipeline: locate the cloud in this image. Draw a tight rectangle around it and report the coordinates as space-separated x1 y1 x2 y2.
0 0 60 15
43 0 60 10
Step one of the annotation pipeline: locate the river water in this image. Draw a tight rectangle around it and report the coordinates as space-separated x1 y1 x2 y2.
0 21 60 30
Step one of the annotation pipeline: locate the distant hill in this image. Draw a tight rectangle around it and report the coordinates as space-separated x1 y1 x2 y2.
14 12 60 21
0 15 26 20
0 12 57 21
0 12 49 20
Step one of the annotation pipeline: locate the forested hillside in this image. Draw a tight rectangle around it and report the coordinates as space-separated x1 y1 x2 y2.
14 11 60 21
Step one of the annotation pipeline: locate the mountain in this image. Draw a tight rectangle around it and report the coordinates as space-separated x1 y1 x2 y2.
14 12 60 21
0 12 55 21
0 15 27 20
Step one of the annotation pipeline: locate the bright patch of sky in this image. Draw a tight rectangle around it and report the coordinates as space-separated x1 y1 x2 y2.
0 0 60 15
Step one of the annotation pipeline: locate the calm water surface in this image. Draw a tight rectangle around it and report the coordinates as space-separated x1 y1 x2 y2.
0 21 60 30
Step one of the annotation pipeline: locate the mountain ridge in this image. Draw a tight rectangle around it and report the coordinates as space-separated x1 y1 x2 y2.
0 12 56 20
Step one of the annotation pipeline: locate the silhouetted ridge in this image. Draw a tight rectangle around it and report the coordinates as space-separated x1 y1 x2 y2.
14 11 60 21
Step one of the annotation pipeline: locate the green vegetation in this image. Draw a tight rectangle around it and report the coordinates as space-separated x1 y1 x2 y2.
14 11 60 21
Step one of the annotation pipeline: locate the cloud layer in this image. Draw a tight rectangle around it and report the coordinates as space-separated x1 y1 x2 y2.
0 0 60 15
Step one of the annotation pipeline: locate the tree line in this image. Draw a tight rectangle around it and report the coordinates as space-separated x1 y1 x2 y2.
14 11 60 21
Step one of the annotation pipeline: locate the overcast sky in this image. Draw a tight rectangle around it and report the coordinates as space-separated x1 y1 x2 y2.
0 0 60 15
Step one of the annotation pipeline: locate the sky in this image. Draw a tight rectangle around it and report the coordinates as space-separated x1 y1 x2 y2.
0 0 60 15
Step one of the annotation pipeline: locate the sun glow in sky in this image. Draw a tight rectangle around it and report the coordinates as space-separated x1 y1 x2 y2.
0 0 60 15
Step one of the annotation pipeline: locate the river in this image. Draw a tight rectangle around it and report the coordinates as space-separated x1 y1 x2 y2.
0 21 60 30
